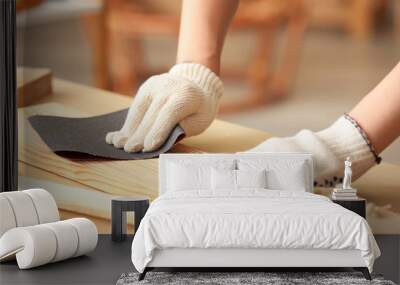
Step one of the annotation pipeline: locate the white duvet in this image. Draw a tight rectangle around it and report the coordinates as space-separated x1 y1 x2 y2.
131 190 380 272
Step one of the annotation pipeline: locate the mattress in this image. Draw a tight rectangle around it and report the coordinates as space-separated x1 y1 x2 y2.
131 190 380 273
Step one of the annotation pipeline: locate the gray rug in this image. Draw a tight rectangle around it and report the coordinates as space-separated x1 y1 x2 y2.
116 272 395 285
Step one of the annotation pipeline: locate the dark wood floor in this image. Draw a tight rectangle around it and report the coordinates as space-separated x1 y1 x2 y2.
0 235 398 285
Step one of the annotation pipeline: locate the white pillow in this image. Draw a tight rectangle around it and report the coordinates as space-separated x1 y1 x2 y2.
236 169 267 189
211 169 267 190
267 164 307 191
238 159 308 191
168 163 209 191
211 169 236 190
167 160 235 191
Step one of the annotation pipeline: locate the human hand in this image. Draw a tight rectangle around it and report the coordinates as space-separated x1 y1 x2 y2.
246 116 379 187
106 63 223 152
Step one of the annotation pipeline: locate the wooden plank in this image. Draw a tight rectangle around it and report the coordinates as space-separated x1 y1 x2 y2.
59 210 134 235
59 209 112 234
17 67 52 107
18 78 400 216
19 161 113 220
19 162 135 234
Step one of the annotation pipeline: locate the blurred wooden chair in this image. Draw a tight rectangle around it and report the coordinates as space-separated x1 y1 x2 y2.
16 0 43 12
305 0 387 40
395 0 400 41
85 0 307 113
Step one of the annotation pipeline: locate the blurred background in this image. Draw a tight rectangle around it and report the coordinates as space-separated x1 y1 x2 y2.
16 0 400 164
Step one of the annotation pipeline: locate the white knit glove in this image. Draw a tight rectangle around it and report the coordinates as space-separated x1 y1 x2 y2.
106 63 223 152
247 116 380 187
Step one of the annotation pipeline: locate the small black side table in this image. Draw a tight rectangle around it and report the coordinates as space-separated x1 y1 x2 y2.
112 196 149 242
332 198 366 218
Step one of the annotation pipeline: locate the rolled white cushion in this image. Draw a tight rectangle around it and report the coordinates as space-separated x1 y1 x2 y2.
24 189 59 224
65 218 98 257
0 196 17 238
43 221 79 262
0 189 60 239
0 192 39 227
0 218 98 269
0 226 57 269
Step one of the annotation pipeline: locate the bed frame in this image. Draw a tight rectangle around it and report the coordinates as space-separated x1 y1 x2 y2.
139 153 371 281
140 248 371 280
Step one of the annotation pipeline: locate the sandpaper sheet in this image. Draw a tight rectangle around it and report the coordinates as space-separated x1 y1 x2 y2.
28 108 185 160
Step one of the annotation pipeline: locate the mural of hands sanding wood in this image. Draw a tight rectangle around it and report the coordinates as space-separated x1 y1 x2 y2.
15 0 400 251
1 0 399 284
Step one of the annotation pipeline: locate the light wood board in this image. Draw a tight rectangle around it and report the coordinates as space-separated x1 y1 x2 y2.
18 78 400 232
59 210 112 234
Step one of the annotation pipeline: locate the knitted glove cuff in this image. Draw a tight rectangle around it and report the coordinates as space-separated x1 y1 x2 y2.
317 115 378 178
169 63 224 99
343 113 382 164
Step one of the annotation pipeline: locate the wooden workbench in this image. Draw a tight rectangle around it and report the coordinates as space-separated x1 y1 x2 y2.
18 78 400 233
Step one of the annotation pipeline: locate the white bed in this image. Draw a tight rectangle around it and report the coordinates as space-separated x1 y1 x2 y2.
131 153 380 280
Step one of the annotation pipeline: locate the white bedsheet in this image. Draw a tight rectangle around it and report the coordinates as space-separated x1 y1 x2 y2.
131 190 380 272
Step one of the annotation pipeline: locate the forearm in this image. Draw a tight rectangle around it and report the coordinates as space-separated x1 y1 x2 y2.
177 0 239 74
349 61 400 153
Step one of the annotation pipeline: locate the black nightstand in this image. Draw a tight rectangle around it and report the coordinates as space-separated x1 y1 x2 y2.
111 196 149 242
332 198 366 218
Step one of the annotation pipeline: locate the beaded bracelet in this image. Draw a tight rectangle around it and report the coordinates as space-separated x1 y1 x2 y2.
344 113 382 164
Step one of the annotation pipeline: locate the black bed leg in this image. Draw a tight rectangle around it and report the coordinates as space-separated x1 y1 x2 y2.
354 267 371 280
138 268 147 281
362 268 372 281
